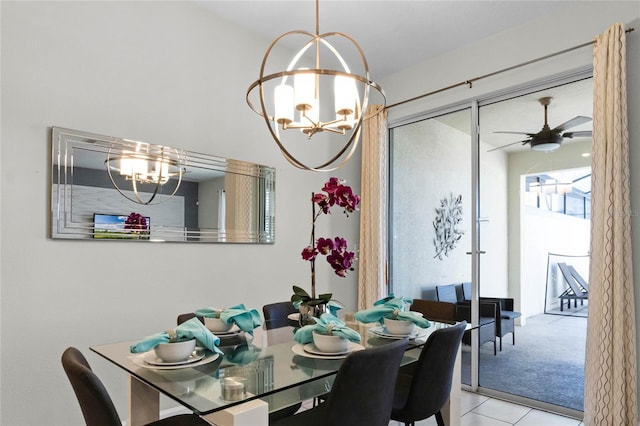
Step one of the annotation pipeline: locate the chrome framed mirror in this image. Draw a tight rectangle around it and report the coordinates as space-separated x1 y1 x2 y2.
50 126 275 243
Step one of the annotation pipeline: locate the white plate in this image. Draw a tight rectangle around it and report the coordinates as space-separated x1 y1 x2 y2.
291 342 364 359
214 328 242 337
303 343 349 356
145 352 205 366
368 325 428 340
287 313 300 321
133 351 220 370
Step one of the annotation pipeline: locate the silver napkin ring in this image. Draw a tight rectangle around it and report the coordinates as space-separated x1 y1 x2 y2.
392 308 400 319
326 323 335 335
166 329 178 343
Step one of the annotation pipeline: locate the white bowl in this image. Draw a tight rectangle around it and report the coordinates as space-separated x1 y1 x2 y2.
204 317 233 333
312 331 349 353
384 318 415 335
154 339 196 363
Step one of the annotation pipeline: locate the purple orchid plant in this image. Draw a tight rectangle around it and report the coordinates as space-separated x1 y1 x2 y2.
292 178 360 308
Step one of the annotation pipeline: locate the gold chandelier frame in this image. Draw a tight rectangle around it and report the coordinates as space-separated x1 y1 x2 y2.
246 1 385 172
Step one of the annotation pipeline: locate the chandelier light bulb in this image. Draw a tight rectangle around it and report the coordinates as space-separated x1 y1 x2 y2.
274 85 294 125
294 69 316 112
334 75 356 116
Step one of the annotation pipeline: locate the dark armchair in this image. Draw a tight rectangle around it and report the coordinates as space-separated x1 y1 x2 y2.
435 284 497 355
462 282 522 351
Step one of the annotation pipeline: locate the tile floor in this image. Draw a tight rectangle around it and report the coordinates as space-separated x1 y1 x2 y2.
386 390 584 426
297 390 584 425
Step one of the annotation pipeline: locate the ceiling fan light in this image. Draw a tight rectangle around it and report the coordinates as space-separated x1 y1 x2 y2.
531 142 560 152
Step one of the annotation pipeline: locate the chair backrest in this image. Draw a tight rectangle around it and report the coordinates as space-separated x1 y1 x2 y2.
397 321 467 421
411 299 456 323
177 312 204 325
568 265 590 291
61 347 122 426
558 263 588 296
462 282 472 301
262 301 297 329
321 339 408 426
436 284 459 303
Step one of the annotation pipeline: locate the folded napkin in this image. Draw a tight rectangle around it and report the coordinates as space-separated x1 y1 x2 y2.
294 313 361 345
130 317 223 354
194 304 263 335
373 293 413 307
354 297 431 329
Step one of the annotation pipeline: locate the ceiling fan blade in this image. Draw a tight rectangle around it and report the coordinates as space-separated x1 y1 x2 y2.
487 139 530 153
552 116 592 132
494 131 536 136
562 131 592 139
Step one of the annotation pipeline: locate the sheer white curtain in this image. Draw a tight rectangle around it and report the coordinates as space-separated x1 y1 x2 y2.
583 22 637 426
357 105 388 310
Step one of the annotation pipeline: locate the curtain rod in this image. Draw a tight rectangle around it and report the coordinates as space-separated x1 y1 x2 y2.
386 27 635 110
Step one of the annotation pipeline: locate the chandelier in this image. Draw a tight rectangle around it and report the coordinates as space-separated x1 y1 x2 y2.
105 141 186 205
246 0 385 171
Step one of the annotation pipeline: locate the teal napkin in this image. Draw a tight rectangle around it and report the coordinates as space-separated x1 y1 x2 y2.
130 317 223 354
373 293 412 307
354 297 431 329
294 313 361 345
194 304 263 335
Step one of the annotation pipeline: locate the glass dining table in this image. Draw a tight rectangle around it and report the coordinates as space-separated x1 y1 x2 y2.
90 319 462 426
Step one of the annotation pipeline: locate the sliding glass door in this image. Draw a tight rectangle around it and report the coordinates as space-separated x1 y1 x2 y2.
477 77 592 414
389 73 592 416
389 106 475 386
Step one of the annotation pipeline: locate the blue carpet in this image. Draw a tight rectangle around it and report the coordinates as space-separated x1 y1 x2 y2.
461 313 586 412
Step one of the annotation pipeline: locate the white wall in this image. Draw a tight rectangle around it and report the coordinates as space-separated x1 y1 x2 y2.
0 2 360 424
381 0 640 413
522 206 591 316
511 140 592 318
390 115 508 298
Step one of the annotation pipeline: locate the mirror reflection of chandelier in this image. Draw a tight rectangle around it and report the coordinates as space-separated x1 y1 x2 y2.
105 142 186 205
246 0 385 171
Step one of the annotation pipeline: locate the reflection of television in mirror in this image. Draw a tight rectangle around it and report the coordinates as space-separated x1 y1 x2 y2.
93 214 150 239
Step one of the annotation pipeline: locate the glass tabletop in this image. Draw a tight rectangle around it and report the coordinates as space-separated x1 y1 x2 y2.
90 320 455 416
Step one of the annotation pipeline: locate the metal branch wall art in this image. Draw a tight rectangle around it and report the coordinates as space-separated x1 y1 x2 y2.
433 193 464 260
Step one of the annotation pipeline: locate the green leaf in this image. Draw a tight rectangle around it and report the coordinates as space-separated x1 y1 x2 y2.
292 285 310 298
318 293 333 301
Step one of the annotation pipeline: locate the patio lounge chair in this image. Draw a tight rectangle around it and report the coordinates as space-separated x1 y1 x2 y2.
568 265 589 292
557 263 588 311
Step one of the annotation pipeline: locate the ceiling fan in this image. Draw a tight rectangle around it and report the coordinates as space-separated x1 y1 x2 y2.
487 97 592 152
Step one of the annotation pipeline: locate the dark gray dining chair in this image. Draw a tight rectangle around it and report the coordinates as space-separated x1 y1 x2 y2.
390 321 467 426
61 347 210 426
262 301 298 329
271 339 408 426
176 312 204 325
